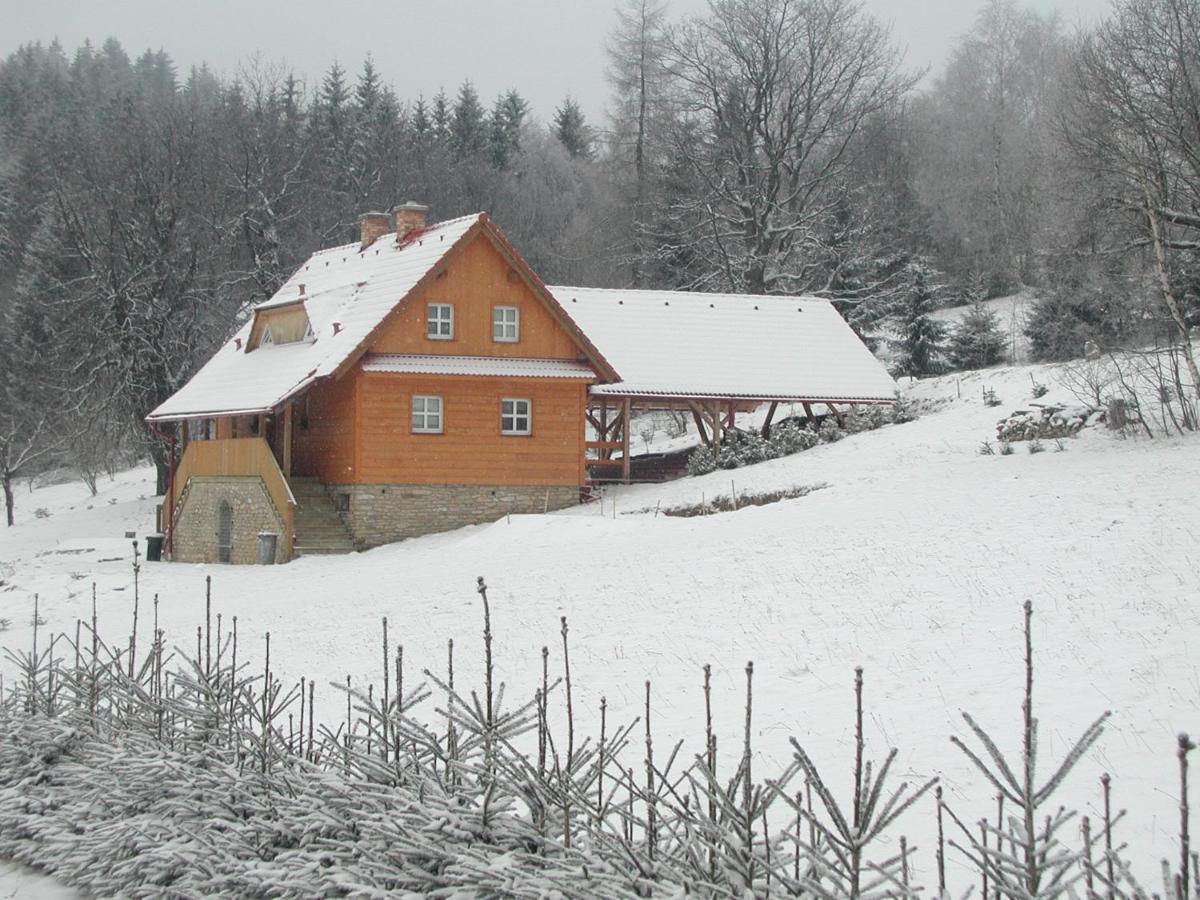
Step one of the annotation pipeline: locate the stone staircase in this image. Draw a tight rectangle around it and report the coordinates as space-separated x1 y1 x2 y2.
289 478 356 557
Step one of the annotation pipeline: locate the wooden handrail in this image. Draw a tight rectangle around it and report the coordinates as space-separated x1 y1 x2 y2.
169 438 295 561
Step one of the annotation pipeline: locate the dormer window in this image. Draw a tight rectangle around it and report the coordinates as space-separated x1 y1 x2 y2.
427 304 454 340
260 326 274 347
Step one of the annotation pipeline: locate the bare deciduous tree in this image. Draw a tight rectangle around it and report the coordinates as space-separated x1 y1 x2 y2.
661 0 916 295
1066 0 1200 398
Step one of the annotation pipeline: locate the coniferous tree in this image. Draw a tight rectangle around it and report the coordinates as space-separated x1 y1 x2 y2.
430 88 451 147
947 301 1009 370
450 81 487 159
553 95 593 160
893 260 947 376
488 89 528 169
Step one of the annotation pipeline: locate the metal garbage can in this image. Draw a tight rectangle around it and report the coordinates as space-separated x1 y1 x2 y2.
257 532 278 565
145 534 165 562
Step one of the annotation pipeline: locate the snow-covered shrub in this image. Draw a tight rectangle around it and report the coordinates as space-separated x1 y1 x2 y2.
982 387 1002 407
769 422 819 455
999 441 1014 455
716 442 742 469
996 405 1097 442
686 444 718 476
817 419 844 443
890 392 918 424
841 409 873 434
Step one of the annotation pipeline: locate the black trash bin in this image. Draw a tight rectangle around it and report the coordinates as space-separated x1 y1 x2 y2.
146 534 165 562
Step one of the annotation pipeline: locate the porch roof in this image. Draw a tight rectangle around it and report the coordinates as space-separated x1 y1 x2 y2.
548 286 897 403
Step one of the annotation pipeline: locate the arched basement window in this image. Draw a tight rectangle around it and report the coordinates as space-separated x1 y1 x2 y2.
217 499 233 563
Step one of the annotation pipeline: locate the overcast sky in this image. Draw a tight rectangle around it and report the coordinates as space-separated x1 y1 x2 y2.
2 0 1112 122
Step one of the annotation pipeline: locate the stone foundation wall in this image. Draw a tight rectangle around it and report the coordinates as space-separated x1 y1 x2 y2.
172 477 287 565
335 483 579 548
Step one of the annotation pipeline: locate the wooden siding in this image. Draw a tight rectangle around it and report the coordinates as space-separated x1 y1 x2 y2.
371 238 584 360
291 370 359 482
169 437 295 559
356 373 587 486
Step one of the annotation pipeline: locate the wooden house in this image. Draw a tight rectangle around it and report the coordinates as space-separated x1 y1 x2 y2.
147 204 896 563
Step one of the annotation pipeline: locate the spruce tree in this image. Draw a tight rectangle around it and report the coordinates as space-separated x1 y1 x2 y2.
553 95 593 160
450 80 486 158
948 301 1008 370
893 260 947 377
488 89 528 169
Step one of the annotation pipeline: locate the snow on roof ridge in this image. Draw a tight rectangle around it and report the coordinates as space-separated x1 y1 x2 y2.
549 285 834 303
303 212 483 260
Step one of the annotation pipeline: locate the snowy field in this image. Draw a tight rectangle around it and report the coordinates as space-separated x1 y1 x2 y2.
1 360 1197 886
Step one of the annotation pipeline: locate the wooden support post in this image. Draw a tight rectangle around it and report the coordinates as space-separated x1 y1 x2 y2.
600 400 610 460
282 402 294 478
761 401 778 439
827 402 845 428
802 401 815 423
620 398 631 485
691 408 710 446
726 399 735 431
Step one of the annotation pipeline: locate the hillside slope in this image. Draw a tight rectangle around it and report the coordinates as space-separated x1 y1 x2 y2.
0 361 1195 874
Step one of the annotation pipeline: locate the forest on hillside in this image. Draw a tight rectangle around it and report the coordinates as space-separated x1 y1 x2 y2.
1 0 1199 517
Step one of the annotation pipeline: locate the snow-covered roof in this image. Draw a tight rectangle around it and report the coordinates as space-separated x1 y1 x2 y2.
547 287 897 402
148 211 894 423
362 354 595 379
148 214 483 421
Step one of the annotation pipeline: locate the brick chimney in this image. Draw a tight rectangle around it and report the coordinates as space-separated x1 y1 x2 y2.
392 201 429 243
359 211 392 250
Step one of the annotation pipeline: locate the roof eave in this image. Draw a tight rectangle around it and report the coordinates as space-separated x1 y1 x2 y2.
586 388 896 403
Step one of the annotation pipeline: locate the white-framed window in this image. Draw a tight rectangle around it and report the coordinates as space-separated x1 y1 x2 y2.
260 325 274 347
500 398 531 435
412 395 443 433
493 306 520 342
426 303 454 340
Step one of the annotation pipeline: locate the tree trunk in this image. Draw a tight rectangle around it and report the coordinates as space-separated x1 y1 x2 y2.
1144 181 1200 400
155 457 169 497
3 470 13 527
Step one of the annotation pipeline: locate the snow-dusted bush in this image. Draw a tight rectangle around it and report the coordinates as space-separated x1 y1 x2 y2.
769 421 819 454
842 405 890 433
817 419 844 443
890 391 918 423
996 404 1098 442
685 403 916 476
685 444 718 476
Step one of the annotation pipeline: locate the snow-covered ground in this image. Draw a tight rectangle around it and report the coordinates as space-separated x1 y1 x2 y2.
1 360 1196 883
0 859 78 898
